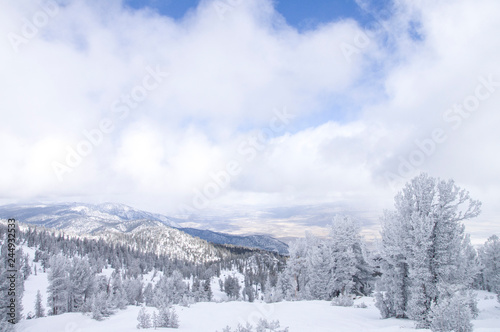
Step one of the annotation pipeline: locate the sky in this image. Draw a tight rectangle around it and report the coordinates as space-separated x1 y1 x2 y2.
1 0 499 243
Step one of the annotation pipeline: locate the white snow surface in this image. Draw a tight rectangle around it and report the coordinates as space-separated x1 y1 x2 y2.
16 245 500 332
16 294 500 332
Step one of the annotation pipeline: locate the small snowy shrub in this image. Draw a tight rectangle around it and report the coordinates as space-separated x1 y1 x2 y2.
216 319 288 332
331 294 354 307
429 295 473 332
256 319 289 332
157 306 179 328
137 306 151 329
354 302 367 308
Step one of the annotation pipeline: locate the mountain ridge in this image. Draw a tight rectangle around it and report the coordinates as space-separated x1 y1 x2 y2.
0 202 289 254
180 227 289 255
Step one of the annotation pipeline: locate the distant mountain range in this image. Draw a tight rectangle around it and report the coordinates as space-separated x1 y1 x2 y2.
0 202 288 255
180 228 289 255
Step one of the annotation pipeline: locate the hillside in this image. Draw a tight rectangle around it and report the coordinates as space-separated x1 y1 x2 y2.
0 203 288 254
0 202 179 234
180 228 289 255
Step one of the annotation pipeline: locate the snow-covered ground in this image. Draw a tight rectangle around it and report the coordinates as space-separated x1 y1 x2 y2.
15 244 500 332
16 293 500 332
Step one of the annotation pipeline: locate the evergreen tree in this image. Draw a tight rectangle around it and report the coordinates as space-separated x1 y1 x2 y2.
429 293 473 332
91 290 113 320
110 270 128 309
35 290 45 318
478 235 500 293
223 275 241 299
144 282 154 306
137 306 151 329
280 237 308 300
328 215 361 297
22 253 32 280
152 310 158 329
68 257 94 312
306 237 333 300
375 173 481 328
47 254 69 315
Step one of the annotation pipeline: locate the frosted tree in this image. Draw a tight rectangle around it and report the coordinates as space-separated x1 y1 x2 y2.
153 270 187 307
67 257 94 312
328 215 361 298
152 310 158 329
47 254 70 315
429 293 473 332
137 306 151 329
263 277 278 303
306 237 333 300
35 290 45 318
110 270 128 309
281 237 309 299
375 173 481 328
144 282 154 306
375 210 409 318
91 290 113 320
223 275 241 299
478 235 500 293
22 253 31 280
124 278 144 305
157 306 179 328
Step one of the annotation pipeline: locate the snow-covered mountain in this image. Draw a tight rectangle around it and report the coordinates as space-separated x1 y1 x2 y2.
92 225 227 263
180 228 289 255
0 202 288 254
0 202 179 234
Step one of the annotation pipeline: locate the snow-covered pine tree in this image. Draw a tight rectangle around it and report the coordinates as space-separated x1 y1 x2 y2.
110 270 128 309
137 306 151 329
305 236 333 300
47 254 70 315
223 275 241 300
144 282 154 306
35 290 45 318
169 307 179 328
22 253 31 280
153 270 187 307
375 210 409 318
375 173 481 328
328 215 360 298
91 290 113 320
429 293 473 332
124 278 144 305
280 237 309 300
67 257 94 312
152 310 158 329
478 235 500 293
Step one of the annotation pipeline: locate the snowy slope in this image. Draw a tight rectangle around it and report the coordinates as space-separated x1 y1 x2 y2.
92 225 228 263
0 202 179 234
16 243 500 332
0 203 289 255
180 228 289 255
17 293 500 332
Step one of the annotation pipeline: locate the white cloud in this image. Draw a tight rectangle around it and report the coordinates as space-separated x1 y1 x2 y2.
1 0 499 240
